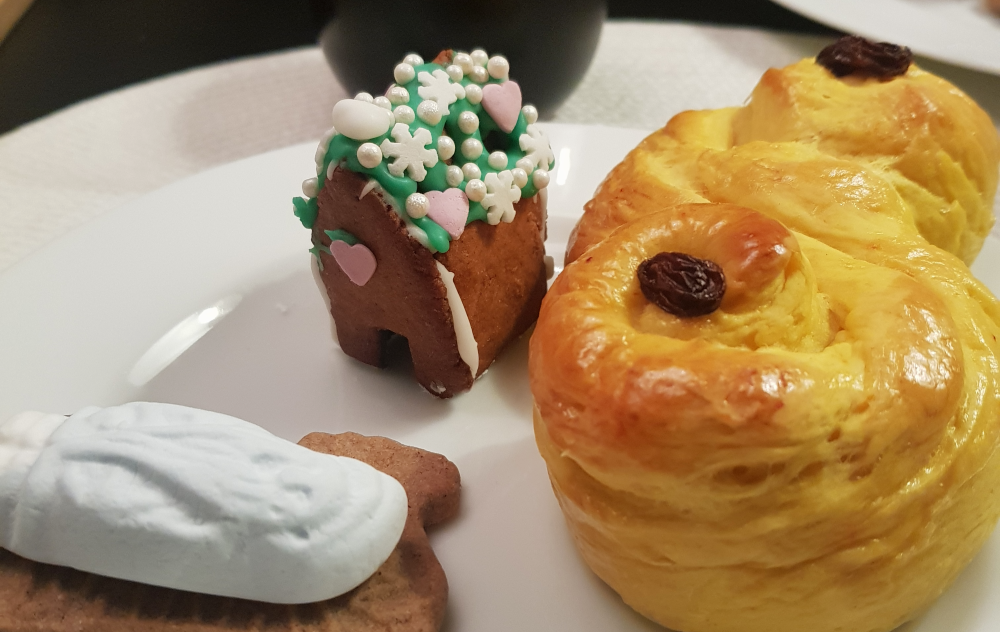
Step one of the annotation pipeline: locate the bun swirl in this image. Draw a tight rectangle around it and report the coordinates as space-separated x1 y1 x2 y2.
532 53 1000 632
568 57 998 266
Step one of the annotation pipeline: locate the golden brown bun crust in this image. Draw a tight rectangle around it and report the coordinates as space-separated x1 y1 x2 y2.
531 200 1000 632
569 58 999 265
0 432 461 632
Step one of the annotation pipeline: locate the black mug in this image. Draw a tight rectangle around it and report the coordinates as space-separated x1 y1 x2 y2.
315 0 606 118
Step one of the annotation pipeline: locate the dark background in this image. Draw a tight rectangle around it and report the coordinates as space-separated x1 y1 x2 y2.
0 0 835 135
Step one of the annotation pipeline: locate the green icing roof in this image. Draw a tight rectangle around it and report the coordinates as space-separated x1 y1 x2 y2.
294 52 554 256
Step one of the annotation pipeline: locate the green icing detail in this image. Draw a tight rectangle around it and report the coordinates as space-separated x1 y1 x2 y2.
308 240 331 270
412 216 451 253
325 229 359 245
419 161 449 193
294 57 553 251
468 201 488 224
293 196 318 229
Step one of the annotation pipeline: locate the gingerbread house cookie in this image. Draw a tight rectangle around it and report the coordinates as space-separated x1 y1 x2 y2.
293 49 554 398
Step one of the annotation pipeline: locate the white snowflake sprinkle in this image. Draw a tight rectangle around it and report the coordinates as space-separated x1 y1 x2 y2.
518 124 555 171
380 123 438 182
417 69 466 115
482 170 521 225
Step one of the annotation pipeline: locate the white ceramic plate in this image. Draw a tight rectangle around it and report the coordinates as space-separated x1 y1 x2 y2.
773 0 1000 76
1 123 999 631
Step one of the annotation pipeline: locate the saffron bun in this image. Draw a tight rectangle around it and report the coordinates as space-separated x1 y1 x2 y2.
533 49 1000 632
567 56 998 266
531 202 1000 632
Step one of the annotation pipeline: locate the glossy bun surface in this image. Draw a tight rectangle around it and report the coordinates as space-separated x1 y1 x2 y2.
532 54 1000 632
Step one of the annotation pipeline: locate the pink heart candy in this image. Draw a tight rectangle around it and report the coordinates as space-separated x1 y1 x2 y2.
330 240 377 286
481 81 522 133
426 189 470 239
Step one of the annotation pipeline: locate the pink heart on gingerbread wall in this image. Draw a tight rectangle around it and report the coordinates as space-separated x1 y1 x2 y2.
482 81 522 133
330 240 377 286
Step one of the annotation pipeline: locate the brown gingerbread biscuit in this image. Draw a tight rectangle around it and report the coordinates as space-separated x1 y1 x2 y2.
0 432 461 632
314 166 546 398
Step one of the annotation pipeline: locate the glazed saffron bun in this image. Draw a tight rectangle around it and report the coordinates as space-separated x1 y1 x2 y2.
568 54 999 266
531 202 1000 632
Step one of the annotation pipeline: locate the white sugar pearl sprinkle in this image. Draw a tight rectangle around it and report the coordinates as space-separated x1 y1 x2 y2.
511 167 528 188
470 49 488 66
487 56 509 80
354 92 374 103
533 168 550 189
464 84 483 104
462 162 482 181
393 105 415 124
454 52 473 74
446 65 464 82
469 66 488 84
445 165 464 187
302 177 318 198
465 178 486 202
417 100 442 125
373 96 392 110
357 143 383 169
515 157 534 173
387 86 410 105
461 137 483 160
488 151 508 170
402 53 424 67
521 105 538 124
394 63 415 84
437 135 456 160
406 192 430 218
457 111 479 134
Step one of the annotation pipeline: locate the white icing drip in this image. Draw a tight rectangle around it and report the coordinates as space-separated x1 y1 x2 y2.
311 255 336 338
534 190 551 278
538 188 549 242
406 223 432 249
435 261 479 378
315 127 337 175
359 178 379 200
357 177 432 248
0 404 408 604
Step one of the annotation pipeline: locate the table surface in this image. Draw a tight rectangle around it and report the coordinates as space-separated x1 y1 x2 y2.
0 16 998 275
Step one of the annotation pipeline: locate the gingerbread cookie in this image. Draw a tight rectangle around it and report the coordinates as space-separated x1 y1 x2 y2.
0 430 460 632
294 48 553 398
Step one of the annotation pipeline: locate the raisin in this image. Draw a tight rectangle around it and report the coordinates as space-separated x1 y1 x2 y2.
816 35 912 80
637 252 726 318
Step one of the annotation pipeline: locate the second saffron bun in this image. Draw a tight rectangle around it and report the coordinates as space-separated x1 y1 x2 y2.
568 56 999 266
